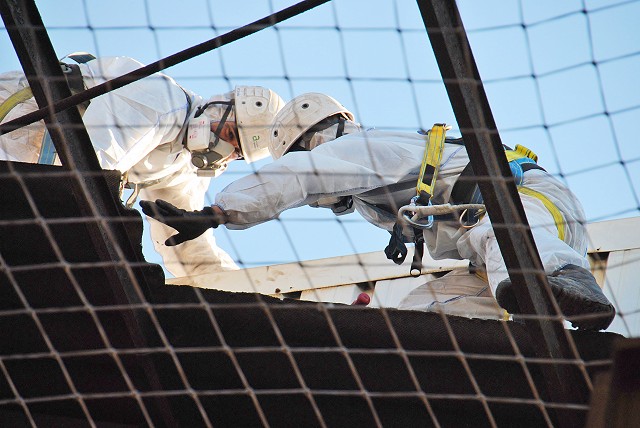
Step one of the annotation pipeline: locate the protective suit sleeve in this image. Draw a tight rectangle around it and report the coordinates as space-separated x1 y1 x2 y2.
215 131 424 229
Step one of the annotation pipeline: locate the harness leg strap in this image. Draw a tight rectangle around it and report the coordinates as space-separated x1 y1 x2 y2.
385 223 408 265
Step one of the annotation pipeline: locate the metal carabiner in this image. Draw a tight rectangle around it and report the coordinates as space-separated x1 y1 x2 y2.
401 197 434 230
459 208 479 229
398 203 486 230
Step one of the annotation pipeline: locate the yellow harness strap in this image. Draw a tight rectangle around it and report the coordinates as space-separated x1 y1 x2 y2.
505 144 538 163
416 123 451 204
504 145 566 242
0 85 58 164
1 55 95 165
0 86 33 123
517 186 566 242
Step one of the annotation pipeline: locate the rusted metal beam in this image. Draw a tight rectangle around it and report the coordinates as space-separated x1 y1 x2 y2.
415 0 589 425
0 0 148 307
586 339 640 428
1 1 178 425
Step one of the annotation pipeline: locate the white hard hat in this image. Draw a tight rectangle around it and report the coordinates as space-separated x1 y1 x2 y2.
269 93 354 160
234 86 285 163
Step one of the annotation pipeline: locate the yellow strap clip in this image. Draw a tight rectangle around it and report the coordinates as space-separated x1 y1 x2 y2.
416 123 451 203
505 144 538 163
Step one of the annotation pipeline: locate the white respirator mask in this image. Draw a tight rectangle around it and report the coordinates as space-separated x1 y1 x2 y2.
186 101 236 177
296 120 361 152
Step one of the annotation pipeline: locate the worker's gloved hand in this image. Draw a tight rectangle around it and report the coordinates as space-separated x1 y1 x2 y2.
139 199 221 246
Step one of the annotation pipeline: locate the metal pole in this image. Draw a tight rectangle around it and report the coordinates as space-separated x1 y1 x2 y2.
0 0 146 307
415 0 589 425
0 0 331 136
1 0 177 424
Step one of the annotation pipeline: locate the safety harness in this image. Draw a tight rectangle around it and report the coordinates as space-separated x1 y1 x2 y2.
386 123 564 277
384 124 451 275
1 54 199 208
0 52 96 165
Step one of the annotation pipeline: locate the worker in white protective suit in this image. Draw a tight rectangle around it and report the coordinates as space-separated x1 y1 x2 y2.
0 54 285 278
140 92 616 331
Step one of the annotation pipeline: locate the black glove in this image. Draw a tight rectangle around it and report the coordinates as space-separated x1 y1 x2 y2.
139 199 220 246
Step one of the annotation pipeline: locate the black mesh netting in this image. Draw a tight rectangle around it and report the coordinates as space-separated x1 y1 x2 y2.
0 161 625 427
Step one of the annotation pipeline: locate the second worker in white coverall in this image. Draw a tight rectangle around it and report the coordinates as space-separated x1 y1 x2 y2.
0 54 285 278
140 92 615 331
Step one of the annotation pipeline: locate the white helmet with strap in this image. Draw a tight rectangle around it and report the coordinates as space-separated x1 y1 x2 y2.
269 93 355 160
234 86 285 163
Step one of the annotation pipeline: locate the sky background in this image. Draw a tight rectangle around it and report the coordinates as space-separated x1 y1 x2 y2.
2 0 639 275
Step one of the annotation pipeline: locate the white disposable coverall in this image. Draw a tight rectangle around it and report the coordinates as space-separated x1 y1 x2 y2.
214 129 591 313
0 56 238 277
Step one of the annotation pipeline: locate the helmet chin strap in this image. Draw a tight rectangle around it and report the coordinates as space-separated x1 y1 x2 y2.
194 99 232 119
205 101 235 153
